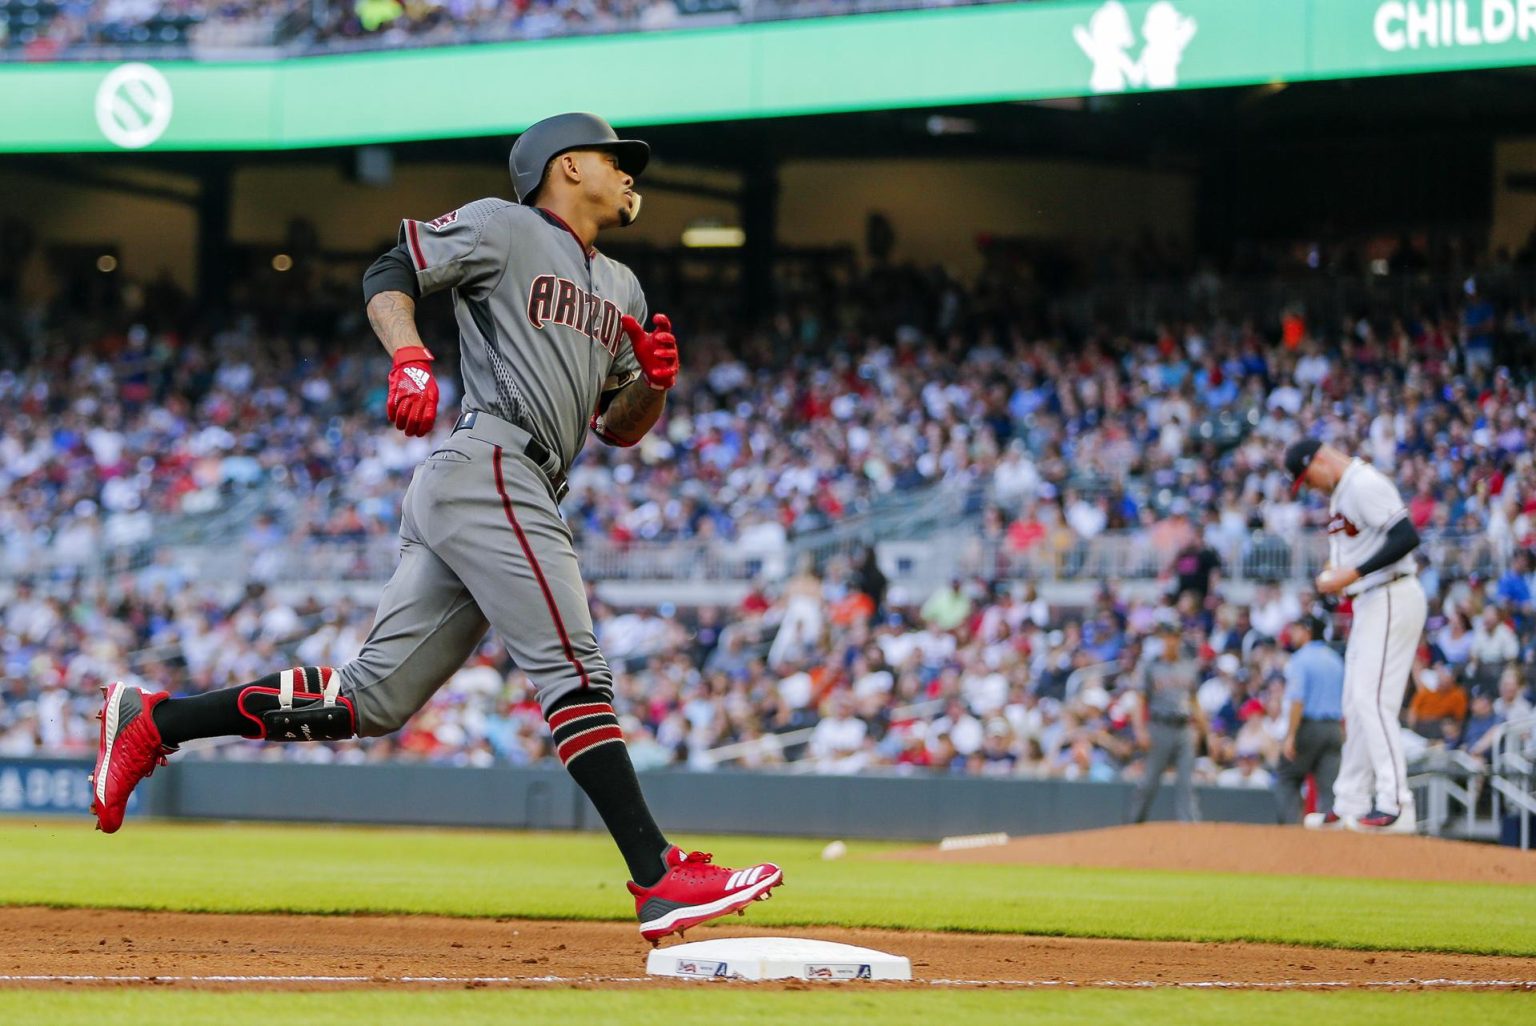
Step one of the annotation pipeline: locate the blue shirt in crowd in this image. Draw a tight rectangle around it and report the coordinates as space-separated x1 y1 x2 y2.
1284 640 1345 721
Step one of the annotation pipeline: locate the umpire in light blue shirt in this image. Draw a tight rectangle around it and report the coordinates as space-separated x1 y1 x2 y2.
1275 614 1345 824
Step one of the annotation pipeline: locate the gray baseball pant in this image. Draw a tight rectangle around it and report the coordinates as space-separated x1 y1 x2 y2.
334 414 610 736
1128 721 1200 823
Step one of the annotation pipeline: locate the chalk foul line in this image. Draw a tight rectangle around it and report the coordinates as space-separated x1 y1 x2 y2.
0 974 1532 990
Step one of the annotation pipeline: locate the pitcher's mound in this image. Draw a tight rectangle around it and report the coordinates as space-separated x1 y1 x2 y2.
888 822 1536 885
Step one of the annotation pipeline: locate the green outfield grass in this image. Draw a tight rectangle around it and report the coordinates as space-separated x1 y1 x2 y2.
1 989 1532 1026
2 818 1534 956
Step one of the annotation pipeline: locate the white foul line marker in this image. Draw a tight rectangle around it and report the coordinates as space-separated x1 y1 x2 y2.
0 974 1531 989
937 832 1010 851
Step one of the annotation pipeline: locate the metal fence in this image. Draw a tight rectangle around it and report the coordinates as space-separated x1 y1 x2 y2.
953 532 1327 587
5 523 1517 599
1413 713 1536 849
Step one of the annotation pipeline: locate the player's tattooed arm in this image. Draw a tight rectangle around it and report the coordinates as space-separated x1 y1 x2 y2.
597 379 666 446
366 291 428 357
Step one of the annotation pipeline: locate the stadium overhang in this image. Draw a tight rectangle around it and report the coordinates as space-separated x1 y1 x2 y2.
5 0 1536 154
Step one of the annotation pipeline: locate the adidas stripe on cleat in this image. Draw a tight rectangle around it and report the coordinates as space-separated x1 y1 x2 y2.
629 846 784 946
89 682 176 834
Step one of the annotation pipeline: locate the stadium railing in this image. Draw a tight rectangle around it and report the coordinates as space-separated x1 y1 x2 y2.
3 526 1511 596
1489 713 1536 850
698 694 948 771
1412 747 1491 842
1062 660 1121 700
1414 713 1536 849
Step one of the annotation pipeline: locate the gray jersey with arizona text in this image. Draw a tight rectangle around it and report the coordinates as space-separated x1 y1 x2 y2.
399 198 645 469
1142 655 1200 721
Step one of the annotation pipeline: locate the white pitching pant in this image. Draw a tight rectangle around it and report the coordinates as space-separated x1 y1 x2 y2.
1332 576 1426 820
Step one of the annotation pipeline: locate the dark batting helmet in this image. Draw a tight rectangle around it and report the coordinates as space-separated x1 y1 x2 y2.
508 112 650 205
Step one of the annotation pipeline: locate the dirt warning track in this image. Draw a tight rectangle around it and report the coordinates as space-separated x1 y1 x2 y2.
2 907 1532 991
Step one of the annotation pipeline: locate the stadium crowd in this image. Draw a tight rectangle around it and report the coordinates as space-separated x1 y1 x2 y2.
4 225 1536 583
0 0 1011 59
2 213 1536 791
4 550 1535 786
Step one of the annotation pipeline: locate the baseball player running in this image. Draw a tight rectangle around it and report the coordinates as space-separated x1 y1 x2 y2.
1286 440 1425 834
89 112 783 943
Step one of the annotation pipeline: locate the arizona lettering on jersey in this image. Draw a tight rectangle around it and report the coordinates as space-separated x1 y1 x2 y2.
397 198 646 468
526 274 625 355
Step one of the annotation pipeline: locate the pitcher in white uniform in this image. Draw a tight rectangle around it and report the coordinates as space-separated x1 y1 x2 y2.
1286 440 1425 834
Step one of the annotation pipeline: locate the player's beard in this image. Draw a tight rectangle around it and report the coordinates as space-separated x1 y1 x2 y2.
618 192 642 227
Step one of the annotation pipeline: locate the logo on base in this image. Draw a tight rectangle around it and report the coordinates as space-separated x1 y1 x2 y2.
806 963 873 980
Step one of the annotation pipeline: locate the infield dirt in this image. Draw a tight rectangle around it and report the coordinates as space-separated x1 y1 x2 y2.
3 907 1535 991
886 822 1536 885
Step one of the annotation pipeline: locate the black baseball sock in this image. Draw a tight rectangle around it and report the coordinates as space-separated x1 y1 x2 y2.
151 686 248 746
152 667 342 746
547 690 671 887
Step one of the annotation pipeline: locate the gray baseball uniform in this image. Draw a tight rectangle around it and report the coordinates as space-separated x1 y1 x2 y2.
336 199 647 735
1128 649 1202 823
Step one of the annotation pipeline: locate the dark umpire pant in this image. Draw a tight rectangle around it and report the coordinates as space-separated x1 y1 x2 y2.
1275 718 1344 823
1129 716 1200 824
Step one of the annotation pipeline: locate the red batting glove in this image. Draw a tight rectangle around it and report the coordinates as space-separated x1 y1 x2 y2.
620 313 679 391
386 345 438 437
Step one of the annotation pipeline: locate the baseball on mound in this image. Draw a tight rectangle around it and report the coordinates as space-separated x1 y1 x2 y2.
821 840 848 860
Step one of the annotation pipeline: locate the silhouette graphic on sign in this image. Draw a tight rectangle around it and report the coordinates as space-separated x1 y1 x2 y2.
1139 2 1199 89
1074 1 1198 94
1073 1 1142 93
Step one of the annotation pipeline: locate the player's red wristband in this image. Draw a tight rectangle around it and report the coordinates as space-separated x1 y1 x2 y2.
393 345 434 365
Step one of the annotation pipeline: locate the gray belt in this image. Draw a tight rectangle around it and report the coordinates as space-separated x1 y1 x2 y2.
453 410 568 503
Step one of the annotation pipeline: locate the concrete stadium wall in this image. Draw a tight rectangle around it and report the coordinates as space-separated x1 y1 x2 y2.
0 166 199 288
119 761 1276 840
228 157 1193 284
1 756 1277 839
1493 137 1536 257
227 163 741 266
778 157 1194 279
2 155 1191 293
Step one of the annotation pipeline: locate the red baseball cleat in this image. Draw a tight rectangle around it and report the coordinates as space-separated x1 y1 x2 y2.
90 682 175 834
629 846 783 946
1348 807 1416 835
